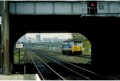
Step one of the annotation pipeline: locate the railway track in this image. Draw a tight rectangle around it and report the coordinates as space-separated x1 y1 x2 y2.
29 49 110 80
28 52 88 80
79 54 91 59
27 53 64 80
40 53 108 80
33 52 89 80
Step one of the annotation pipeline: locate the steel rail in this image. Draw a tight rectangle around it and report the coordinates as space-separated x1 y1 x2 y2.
34 52 90 80
31 52 65 80
41 51 110 79
27 53 44 80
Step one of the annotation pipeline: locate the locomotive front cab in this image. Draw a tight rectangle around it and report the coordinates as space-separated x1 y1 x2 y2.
72 41 82 54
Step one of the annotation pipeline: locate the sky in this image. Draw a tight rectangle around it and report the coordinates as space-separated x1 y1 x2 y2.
25 33 72 40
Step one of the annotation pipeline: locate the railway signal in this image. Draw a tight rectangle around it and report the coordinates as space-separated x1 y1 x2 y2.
88 1 97 15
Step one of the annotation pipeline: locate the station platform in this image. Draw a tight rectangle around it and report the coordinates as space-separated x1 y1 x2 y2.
0 74 40 80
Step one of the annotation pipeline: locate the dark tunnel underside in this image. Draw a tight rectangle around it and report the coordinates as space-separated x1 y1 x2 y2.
9 15 120 76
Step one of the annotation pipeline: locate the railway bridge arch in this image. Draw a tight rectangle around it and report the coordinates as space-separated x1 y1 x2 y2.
0 1 120 77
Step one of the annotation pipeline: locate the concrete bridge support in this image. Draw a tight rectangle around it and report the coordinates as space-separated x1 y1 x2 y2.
1 1 10 74
0 1 3 74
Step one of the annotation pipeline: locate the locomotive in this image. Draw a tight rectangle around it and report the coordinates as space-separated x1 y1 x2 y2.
62 39 82 55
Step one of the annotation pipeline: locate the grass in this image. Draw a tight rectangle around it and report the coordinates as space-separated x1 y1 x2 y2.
14 48 31 64
14 49 24 64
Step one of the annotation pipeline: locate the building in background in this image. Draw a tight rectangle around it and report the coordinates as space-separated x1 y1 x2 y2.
43 38 51 42
27 37 37 43
51 37 58 42
36 34 41 42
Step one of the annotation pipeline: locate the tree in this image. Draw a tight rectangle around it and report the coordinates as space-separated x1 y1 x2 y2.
72 33 86 41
